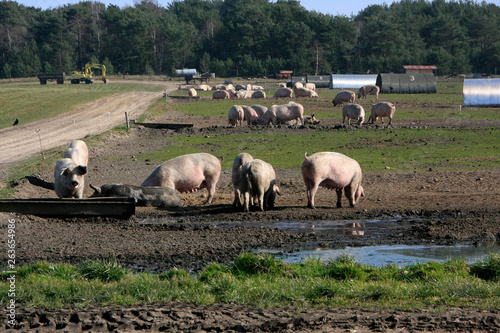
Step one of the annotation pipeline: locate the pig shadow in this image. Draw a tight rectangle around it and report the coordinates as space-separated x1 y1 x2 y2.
26 176 54 190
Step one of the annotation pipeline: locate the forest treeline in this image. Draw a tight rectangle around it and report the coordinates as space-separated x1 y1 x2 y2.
0 0 499 79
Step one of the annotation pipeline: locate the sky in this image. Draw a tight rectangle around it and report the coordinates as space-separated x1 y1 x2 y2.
13 0 406 17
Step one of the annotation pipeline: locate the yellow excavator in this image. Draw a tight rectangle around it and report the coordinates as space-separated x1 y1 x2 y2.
71 63 107 84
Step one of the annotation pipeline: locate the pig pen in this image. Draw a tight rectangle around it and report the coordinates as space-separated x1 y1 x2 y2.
1 108 500 332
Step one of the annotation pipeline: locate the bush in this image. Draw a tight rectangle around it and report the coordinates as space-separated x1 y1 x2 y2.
324 254 369 281
79 259 127 282
232 253 285 276
470 253 500 282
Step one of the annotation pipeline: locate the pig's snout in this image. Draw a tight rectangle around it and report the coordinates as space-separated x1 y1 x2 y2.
71 181 79 187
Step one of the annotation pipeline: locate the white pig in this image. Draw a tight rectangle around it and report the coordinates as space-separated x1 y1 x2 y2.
241 159 281 212
141 153 221 205
250 104 268 118
241 105 259 125
369 102 396 125
302 152 364 209
54 140 89 198
342 103 365 126
228 105 244 127
260 102 304 126
231 153 254 207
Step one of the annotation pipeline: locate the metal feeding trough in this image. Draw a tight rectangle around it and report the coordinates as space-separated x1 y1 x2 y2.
133 121 194 130
0 197 136 218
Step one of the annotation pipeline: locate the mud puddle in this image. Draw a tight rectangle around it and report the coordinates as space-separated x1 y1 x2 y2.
214 218 499 267
257 243 500 267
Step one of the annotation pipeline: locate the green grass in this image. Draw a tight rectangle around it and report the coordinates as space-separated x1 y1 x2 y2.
139 127 499 172
0 82 165 129
1 253 499 310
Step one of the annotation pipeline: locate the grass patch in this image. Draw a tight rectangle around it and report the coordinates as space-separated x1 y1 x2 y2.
0 82 164 129
1 254 500 310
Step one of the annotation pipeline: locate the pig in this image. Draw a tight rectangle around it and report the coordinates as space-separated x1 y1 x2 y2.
231 153 254 207
357 84 380 100
54 140 89 199
260 102 304 126
304 114 320 125
141 153 221 205
241 105 259 125
234 90 247 99
251 90 266 99
241 159 281 212
293 82 304 89
368 102 396 125
332 90 355 107
342 103 365 126
250 104 268 118
228 105 244 127
226 89 236 98
293 86 319 98
89 184 183 208
187 88 197 97
304 82 316 91
213 90 230 99
302 152 364 209
197 84 211 91
272 87 293 98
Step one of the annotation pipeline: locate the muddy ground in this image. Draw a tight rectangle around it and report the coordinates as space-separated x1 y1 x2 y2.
1 86 499 332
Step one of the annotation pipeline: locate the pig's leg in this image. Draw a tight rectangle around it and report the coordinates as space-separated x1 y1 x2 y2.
233 189 241 207
344 185 355 207
307 184 319 209
257 194 265 211
336 189 343 208
204 174 219 205
244 192 251 212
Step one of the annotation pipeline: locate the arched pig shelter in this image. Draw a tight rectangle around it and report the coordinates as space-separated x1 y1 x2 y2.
463 79 500 106
376 73 437 93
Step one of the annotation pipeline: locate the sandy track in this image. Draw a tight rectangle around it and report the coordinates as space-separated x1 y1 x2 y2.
0 82 177 168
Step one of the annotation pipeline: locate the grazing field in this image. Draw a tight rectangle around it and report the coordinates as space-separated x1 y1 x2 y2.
0 77 499 332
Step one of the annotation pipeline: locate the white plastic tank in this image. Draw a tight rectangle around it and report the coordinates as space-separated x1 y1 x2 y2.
175 68 198 77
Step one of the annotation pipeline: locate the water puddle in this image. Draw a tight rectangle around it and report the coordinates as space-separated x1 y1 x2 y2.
257 244 500 268
243 219 499 267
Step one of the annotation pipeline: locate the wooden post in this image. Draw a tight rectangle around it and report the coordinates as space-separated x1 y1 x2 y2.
125 111 130 130
36 129 45 160
165 89 168 106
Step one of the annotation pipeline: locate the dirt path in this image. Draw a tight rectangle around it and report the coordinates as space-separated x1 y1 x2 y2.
0 81 177 168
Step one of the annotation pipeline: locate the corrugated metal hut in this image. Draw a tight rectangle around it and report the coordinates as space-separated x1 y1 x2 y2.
305 75 331 88
329 74 377 89
376 73 437 93
463 78 500 106
289 76 306 87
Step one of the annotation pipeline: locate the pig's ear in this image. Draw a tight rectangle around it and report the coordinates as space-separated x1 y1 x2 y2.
76 165 87 175
61 167 70 177
89 184 101 193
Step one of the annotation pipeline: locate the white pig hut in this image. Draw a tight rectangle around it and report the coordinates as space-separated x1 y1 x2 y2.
329 74 377 90
463 78 500 107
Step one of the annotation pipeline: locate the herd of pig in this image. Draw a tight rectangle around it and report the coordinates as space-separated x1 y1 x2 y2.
54 141 364 211
223 83 395 127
